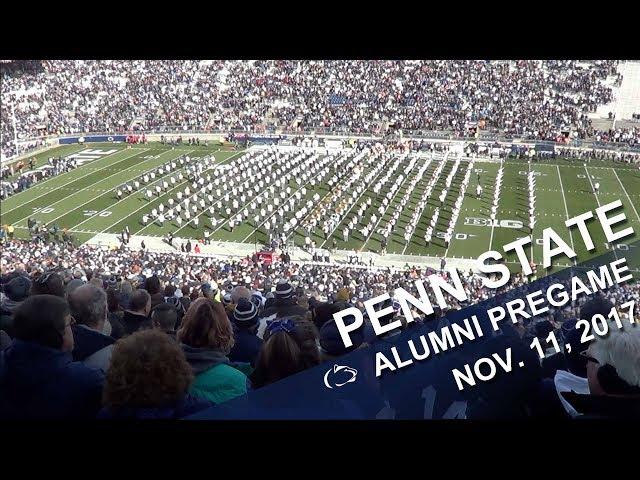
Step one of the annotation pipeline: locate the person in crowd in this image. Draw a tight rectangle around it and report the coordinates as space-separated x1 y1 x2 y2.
68 284 114 372
1 275 32 338
229 298 263 367
201 282 221 302
179 284 191 314
231 285 251 304
460 332 544 419
0 330 11 350
121 289 152 335
99 329 213 419
31 271 65 297
152 302 178 340
118 280 133 310
250 316 320 389
319 318 366 361
105 287 126 340
310 301 343 331
258 282 308 337
65 278 85 298
145 275 165 308
533 296 616 418
560 320 640 418
177 297 248 403
0 295 104 419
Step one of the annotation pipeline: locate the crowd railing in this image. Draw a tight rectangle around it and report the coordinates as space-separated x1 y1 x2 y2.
3 126 639 167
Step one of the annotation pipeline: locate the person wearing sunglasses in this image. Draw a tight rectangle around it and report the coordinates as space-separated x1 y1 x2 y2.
0 295 104 419
559 322 640 418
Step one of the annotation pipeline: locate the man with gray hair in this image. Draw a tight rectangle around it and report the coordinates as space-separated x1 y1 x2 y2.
230 285 251 304
561 317 640 418
68 283 115 372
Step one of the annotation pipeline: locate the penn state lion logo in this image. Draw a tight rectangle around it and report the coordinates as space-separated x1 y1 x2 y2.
324 364 358 389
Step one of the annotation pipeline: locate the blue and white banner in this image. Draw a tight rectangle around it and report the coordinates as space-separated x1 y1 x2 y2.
59 135 126 144
189 243 640 420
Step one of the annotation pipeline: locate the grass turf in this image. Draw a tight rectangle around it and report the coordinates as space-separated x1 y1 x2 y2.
3 142 640 274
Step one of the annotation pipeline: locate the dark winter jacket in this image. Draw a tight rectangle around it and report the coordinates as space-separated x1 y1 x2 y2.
108 311 126 340
149 292 165 309
229 327 262 367
561 391 640 419
0 298 21 337
71 324 115 372
121 310 152 335
98 394 213 420
0 330 11 351
261 297 308 319
0 339 104 419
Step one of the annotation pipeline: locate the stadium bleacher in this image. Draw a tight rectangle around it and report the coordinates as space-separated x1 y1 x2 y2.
1 60 640 420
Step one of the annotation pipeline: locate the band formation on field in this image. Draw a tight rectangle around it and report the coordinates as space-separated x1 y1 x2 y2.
2 141 640 274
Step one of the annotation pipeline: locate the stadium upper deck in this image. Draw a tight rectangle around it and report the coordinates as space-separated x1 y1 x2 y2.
2 60 639 162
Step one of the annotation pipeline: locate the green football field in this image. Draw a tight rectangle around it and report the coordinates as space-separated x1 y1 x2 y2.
2 142 640 273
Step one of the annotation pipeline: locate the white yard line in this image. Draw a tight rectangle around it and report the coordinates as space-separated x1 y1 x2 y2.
15 148 152 227
1 147 132 214
612 168 640 223
584 165 602 208
585 165 619 260
72 149 195 231
557 165 577 265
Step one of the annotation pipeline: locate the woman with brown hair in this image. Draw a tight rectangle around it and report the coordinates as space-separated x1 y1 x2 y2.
178 297 248 404
99 329 212 419
250 316 320 389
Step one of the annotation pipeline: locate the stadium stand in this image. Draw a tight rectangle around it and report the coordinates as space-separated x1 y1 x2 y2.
1 60 640 420
3 60 640 161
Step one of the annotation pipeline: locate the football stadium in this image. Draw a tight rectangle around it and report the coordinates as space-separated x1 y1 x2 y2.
1 60 640 420
3 140 640 272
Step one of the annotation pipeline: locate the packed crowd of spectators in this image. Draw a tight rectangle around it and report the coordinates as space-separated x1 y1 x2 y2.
3 60 635 160
592 126 640 147
1 236 639 419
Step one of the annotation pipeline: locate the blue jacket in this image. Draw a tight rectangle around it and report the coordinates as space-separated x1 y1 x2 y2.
97 394 213 420
0 339 105 420
229 328 262 366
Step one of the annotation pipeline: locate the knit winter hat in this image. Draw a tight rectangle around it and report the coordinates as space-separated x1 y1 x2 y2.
320 319 364 356
275 281 294 299
233 298 259 326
